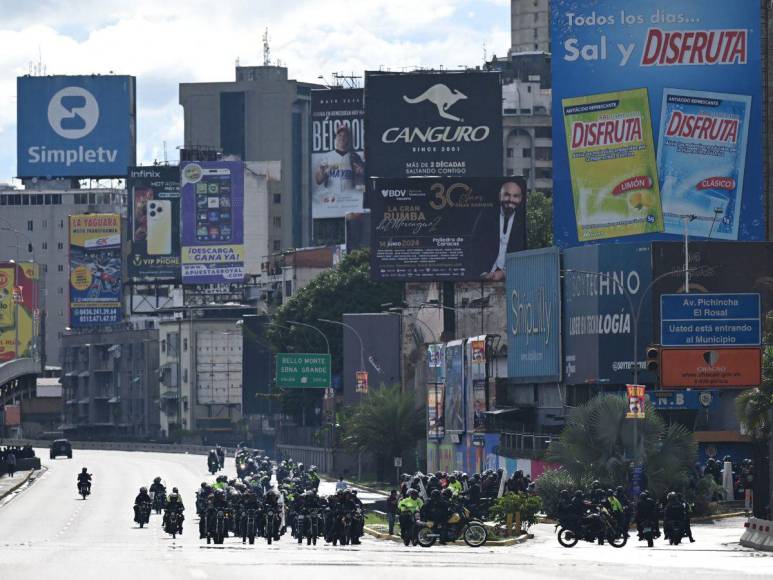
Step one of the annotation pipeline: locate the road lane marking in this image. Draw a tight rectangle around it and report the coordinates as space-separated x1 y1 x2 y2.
189 569 207 579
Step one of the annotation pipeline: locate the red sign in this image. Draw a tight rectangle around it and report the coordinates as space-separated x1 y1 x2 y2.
4 404 21 426
661 348 761 388
355 371 369 394
626 384 646 419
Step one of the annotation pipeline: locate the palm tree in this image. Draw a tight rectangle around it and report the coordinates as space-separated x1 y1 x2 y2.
548 394 696 498
341 385 425 482
736 344 773 439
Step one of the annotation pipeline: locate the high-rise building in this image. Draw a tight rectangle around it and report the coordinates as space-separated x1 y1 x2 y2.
179 65 319 250
510 0 550 54
0 187 125 366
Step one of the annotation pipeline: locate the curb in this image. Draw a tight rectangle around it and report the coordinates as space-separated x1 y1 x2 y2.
0 468 41 503
363 525 531 546
693 511 747 523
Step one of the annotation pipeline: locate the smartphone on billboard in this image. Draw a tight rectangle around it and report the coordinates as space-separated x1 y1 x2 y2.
146 200 172 255
195 167 232 242
133 187 154 241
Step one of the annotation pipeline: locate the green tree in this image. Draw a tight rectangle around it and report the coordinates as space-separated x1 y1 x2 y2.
266 248 403 375
341 385 425 482
527 190 553 249
548 394 696 498
736 344 773 439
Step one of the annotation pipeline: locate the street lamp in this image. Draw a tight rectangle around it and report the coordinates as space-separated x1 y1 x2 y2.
285 320 330 354
386 307 438 343
317 318 365 372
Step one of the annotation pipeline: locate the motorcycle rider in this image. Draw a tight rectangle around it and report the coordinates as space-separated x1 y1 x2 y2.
215 445 225 469
200 488 229 539
398 489 423 543
308 466 321 492
164 488 185 534
262 489 282 541
77 468 92 494
614 486 631 537
149 477 166 508
133 487 152 523
421 488 452 544
677 492 695 543
241 488 260 543
447 474 463 497
635 491 660 540
207 449 220 473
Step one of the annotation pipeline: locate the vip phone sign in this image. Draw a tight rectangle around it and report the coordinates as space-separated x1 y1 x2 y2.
551 0 763 247
17 75 136 178
127 166 181 281
180 160 245 284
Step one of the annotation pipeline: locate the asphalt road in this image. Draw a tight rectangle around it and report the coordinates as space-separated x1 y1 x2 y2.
1 450 771 580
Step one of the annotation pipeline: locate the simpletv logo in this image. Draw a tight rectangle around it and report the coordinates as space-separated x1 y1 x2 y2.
26 85 119 168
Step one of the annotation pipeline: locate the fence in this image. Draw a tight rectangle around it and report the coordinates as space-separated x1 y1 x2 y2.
277 444 334 473
1 439 254 458
499 432 553 456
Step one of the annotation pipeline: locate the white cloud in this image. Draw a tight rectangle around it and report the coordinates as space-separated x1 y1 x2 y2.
0 0 509 182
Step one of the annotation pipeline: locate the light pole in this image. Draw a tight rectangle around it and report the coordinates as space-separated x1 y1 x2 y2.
285 320 330 354
317 318 364 371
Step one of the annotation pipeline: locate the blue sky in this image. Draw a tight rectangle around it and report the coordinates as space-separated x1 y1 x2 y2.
0 0 510 183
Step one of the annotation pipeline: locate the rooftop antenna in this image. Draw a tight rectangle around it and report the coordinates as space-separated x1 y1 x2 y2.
30 46 46 76
263 28 271 66
483 42 487 63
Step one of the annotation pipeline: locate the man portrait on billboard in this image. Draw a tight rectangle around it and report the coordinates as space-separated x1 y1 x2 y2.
314 125 365 200
481 178 527 281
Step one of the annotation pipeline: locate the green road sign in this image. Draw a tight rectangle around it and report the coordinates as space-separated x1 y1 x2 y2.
275 353 331 389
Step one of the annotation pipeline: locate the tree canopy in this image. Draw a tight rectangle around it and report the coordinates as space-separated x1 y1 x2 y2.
527 190 553 249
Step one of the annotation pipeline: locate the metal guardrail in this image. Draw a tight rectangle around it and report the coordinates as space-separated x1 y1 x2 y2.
277 444 334 473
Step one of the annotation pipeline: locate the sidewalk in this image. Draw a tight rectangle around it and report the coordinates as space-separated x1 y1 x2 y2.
0 469 38 502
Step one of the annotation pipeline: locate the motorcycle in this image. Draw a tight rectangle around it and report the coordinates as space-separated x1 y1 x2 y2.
664 518 685 545
208 458 219 475
263 508 280 545
195 493 208 517
417 507 487 548
151 490 166 515
78 481 90 500
134 502 151 528
242 508 258 545
164 510 182 539
399 511 419 546
637 518 660 548
557 508 627 548
330 510 353 546
207 509 227 545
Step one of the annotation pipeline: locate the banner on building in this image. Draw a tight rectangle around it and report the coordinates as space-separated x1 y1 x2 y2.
551 0 764 246
127 166 181 280
371 177 526 281
562 89 664 242
0 262 38 363
355 370 369 394
444 339 465 433
312 89 365 219
68 213 122 327
626 384 646 419
180 160 245 284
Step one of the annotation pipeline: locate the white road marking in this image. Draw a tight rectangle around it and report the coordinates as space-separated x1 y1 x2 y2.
189 569 207 579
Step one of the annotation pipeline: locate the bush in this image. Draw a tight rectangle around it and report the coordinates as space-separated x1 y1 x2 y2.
688 474 724 517
489 492 543 531
535 468 589 519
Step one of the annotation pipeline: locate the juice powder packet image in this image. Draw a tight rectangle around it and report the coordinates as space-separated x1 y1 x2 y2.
562 88 664 243
657 88 751 240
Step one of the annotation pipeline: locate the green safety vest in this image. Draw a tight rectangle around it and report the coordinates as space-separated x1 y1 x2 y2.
398 497 423 513
609 496 623 513
449 481 462 496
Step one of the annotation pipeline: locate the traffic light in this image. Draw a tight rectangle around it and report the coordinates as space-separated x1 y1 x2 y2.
645 345 660 373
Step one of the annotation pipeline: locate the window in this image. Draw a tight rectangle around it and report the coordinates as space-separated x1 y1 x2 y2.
59 219 64 229
183 369 188 384
161 339 166 354
273 240 281 251
285 280 293 298
273 193 281 204
58 242 64 250
273 216 281 228
183 338 188 352
535 147 552 161
42 219 47 228
527 86 532 93
534 12 538 21
57 265 64 272
0 196 5 206
42 242 47 250
535 127 551 139
536 168 553 179
522 148 532 158
27 220 33 231
506 147 514 158
22 195 30 205
58 287 64 294
506 169 514 176
523 169 531 179
88 193 96 204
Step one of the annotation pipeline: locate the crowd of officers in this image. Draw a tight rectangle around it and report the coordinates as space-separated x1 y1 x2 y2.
0 445 35 477
556 481 695 544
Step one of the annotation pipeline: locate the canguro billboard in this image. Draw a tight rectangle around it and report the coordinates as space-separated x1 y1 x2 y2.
364 71 502 205
311 88 365 219
551 0 764 246
370 177 526 282
562 242 654 385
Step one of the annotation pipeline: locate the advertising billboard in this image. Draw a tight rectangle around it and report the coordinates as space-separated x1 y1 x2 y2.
661 347 761 388
551 0 763 247
17 75 136 178
370 177 526 281
180 160 244 284
312 89 365 219
506 247 562 383
127 166 181 280
365 71 502 183
68 213 122 327
562 242 654 385
0 262 38 363
465 336 488 432
444 339 465 433
427 343 446 440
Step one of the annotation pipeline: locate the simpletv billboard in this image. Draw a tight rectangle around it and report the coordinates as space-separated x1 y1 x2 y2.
17 75 136 178
551 0 763 247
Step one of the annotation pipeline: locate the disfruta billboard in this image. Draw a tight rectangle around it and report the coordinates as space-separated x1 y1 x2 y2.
364 71 502 183
551 0 764 246
370 177 526 281
180 161 244 284
127 166 181 280
562 242 654 385
506 248 562 383
311 89 365 219
68 213 122 327
17 75 136 178
0 262 39 362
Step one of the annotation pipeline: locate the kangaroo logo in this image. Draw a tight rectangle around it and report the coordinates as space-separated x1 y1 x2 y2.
403 84 467 122
47 86 99 139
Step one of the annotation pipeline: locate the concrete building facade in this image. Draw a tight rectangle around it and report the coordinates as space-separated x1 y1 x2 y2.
510 0 550 54
179 65 318 251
